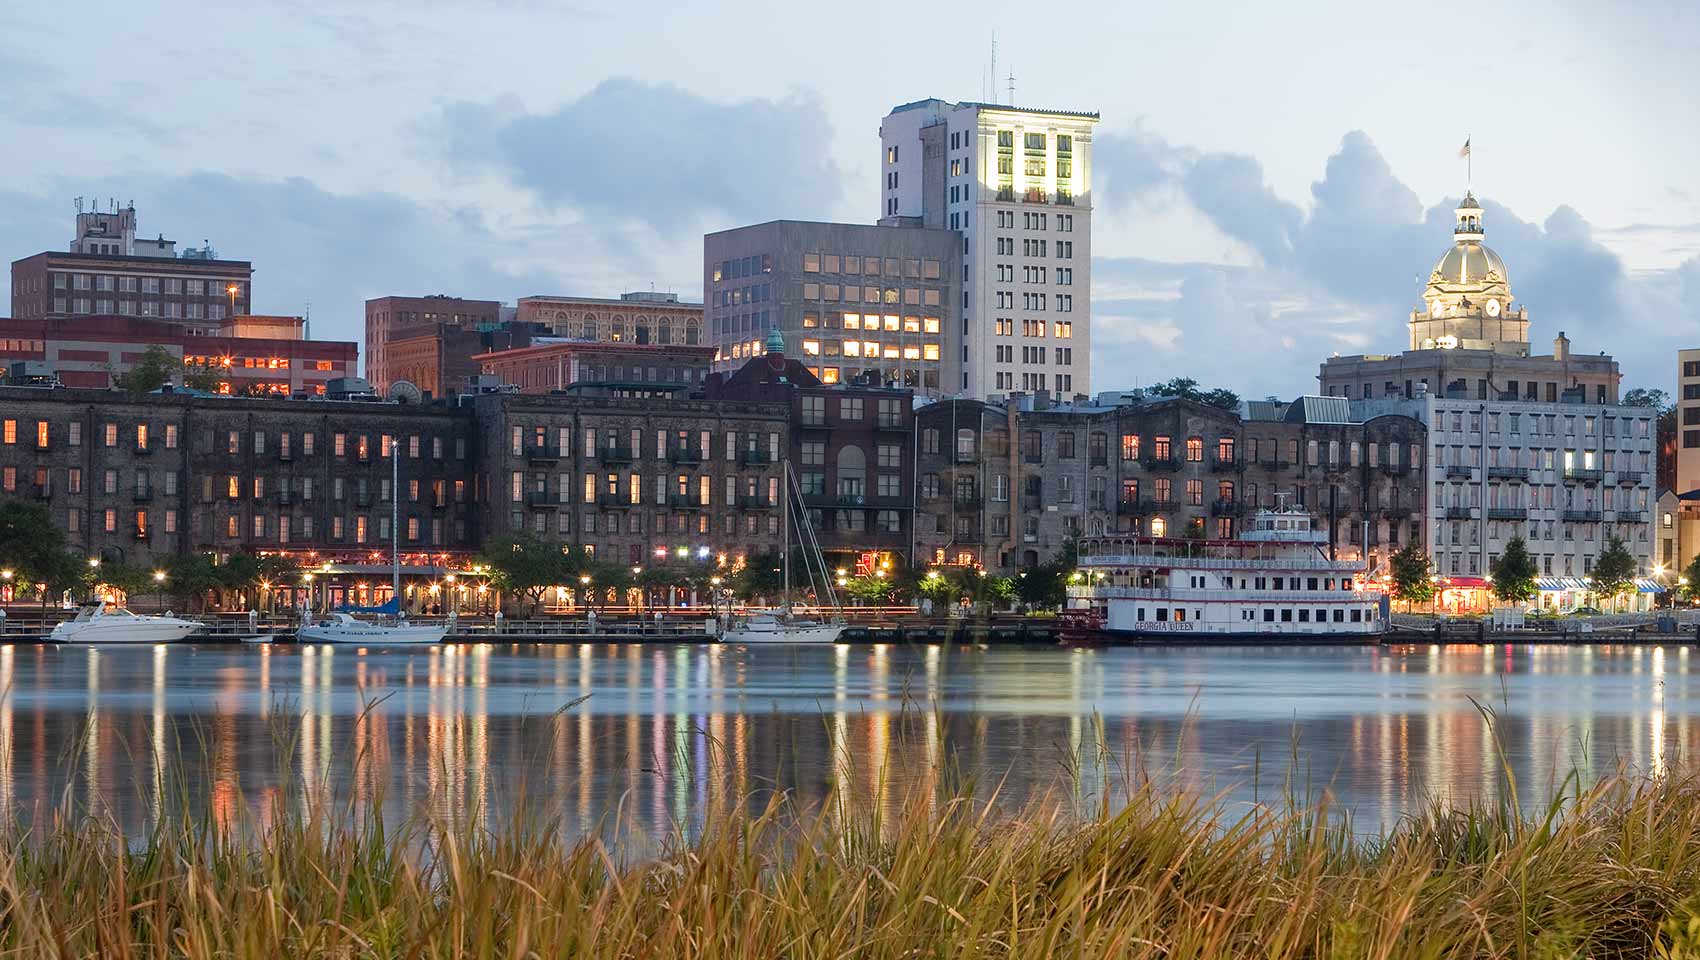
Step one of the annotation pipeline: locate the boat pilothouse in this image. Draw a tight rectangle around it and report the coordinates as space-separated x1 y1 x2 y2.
1068 505 1387 641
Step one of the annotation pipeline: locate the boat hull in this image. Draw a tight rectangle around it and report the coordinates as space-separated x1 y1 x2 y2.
723 623 845 644
50 619 201 645
1101 625 1387 644
297 624 449 646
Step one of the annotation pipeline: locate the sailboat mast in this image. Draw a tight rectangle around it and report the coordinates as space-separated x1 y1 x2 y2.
392 437 400 608
781 459 790 609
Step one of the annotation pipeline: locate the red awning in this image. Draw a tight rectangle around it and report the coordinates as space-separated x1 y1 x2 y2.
1440 576 1489 589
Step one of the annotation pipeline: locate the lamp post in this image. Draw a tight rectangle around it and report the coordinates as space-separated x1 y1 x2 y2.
226 284 239 316
580 574 593 625
1 568 12 606
153 569 167 613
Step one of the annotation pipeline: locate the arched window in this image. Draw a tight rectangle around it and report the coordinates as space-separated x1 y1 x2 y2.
955 428 976 462
685 321 700 345
635 323 650 345
582 315 597 340
655 323 671 345
835 445 866 498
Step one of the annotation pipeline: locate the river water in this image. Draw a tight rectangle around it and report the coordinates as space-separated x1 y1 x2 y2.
0 642 1690 839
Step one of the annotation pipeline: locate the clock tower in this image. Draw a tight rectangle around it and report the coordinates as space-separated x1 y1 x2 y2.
1406 193 1530 355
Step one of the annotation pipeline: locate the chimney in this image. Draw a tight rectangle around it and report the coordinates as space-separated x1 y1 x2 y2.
1554 331 1570 361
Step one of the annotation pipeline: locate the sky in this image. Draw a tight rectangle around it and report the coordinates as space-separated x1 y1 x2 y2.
3 0 1698 400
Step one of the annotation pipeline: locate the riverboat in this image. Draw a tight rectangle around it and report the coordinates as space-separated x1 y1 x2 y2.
1067 505 1387 641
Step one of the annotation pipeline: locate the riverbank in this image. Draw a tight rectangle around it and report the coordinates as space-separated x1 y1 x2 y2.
7 764 1700 957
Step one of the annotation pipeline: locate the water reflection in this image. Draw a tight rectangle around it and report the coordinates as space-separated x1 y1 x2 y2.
0 642 1696 838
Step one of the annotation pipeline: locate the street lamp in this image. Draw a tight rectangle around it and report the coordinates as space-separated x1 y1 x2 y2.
226 284 239 314
153 570 167 612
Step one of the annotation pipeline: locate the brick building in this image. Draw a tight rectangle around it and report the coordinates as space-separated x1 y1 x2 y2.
0 314 356 394
706 332 917 569
471 392 788 573
476 340 717 396
383 321 542 399
0 387 478 581
912 391 1427 576
363 295 502 392
10 250 252 332
515 292 703 349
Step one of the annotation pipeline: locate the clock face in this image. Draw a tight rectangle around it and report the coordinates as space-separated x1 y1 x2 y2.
1485 299 1501 317
1429 300 1443 318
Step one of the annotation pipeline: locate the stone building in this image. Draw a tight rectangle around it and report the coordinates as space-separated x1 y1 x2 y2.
705 331 917 569
475 340 716 397
0 386 479 574
911 392 1427 576
471 391 788 571
363 295 502 393
514 292 703 350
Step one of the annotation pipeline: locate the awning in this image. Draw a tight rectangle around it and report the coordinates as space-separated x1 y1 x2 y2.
1440 576 1490 589
1536 577 1590 591
1635 578 1667 594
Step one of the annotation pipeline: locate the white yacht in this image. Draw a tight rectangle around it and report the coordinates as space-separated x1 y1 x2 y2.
297 612 448 646
50 601 203 645
1068 504 1388 641
721 458 846 645
296 443 452 647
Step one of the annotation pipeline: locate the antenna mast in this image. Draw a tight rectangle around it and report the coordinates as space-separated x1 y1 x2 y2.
1007 71 1015 106
991 35 997 103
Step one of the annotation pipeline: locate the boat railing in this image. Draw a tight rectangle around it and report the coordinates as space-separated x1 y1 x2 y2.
1068 585 1375 602
1077 554 1363 572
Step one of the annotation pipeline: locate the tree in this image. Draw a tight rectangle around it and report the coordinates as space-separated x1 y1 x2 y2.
1488 535 1538 605
111 345 223 396
730 549 785 603
843 574 899 605
1014 561 1069 610
1622 388 1669 409
916 570 956 605
0 499 72 582
1683 552 1700 605
476 533 573 614
1589 537 1638 611
97 561 156 602
1147 376 1241 411
1389 543 1436 605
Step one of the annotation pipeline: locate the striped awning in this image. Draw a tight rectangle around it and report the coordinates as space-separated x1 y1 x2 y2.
1636 578 1667 594
1536 577 1589 591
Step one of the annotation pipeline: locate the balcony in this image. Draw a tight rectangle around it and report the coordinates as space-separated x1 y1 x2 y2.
29 483 52 500
1020 494 1042 511
526 444 560 464
277 448 294 462
525 490 553 508
1562 509 1603 523
1487 506 1528 520
131 525 149 541
736 494 769 510
1210 454 1239 473
355 492 373 508
1143 455 1181 472
277 491 294 506
1089 455 1108 467
1486 465 1529 480
668 494 704 511
1381 506 1414 519
1445 464 1474 479
1055 190 1075 206
1380 462 1409 476
1443 506 1474 520
954 493 983 509
132 489 153 503
1116 498 1157 516
953 531 984 544
598 493 634 509
1259 458 1292 471
1616 470 1645 486
797 415 828 430
598 445 634 465
133 444 153 457
1612 510 1648 524
669 447 703 465
1563 467 1603 483
1022 452 1044 465
1210 499 1244 517
738 449 771 466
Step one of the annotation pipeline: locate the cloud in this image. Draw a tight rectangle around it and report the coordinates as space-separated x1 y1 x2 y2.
441 78 847 234
1090 128 1700 397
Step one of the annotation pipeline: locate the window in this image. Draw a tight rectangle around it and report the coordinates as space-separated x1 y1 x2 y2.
1185 437 1203 462
1121 434 1140 461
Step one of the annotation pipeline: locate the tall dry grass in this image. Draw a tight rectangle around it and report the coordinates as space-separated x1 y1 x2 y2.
3 705 1700 956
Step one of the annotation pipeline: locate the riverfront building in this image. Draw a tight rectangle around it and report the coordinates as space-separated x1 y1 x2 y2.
912 391 1426 576
1321 196 1658 609
363 295 505 393
879 98 1097 398
1674 348 1700 576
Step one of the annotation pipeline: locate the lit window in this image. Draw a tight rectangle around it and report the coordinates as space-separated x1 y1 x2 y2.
844 313 861 330
802 339 821 356
923 344 940 361
821 367 840 384
843 341 861 357
924 317 941 334
883 315 900 332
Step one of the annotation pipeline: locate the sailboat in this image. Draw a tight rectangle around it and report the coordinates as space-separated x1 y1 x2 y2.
722 460 846 644
298 440 451 646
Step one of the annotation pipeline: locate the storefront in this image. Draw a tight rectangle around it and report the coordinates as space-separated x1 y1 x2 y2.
1434 576 1491 614
1534 577 1664 613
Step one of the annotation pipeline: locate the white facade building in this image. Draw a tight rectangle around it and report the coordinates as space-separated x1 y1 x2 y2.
1328 195 1658 608
878 99 1097 400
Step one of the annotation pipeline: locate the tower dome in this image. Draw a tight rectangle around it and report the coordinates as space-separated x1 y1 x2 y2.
1407 191 1529 355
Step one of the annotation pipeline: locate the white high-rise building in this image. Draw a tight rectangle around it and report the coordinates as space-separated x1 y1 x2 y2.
879 99 1097 400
